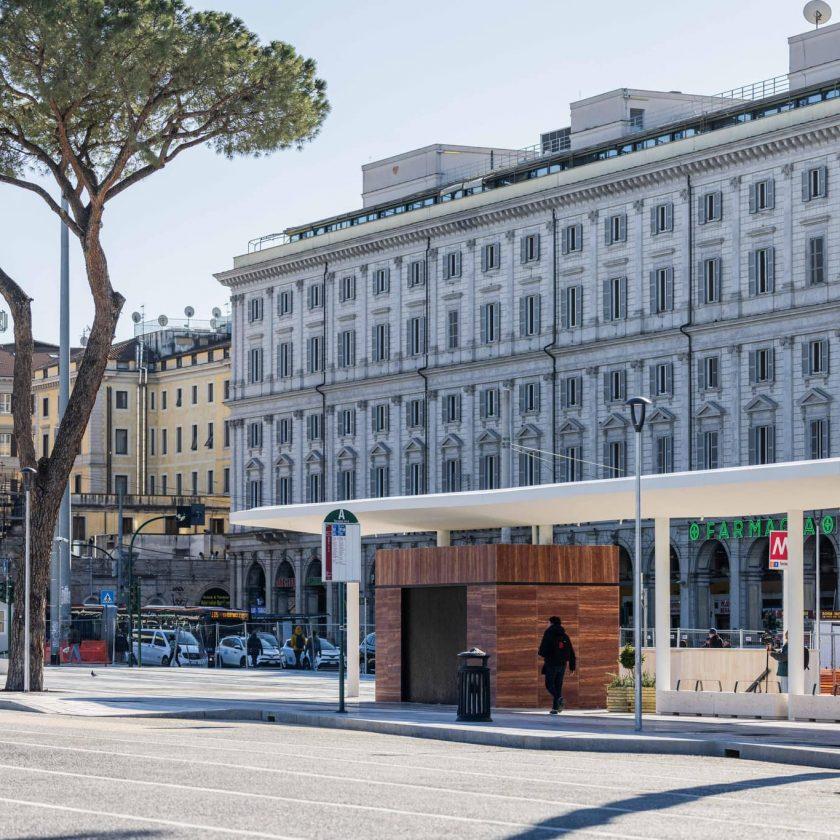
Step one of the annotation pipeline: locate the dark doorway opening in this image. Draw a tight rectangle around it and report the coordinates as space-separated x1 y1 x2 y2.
401 586 466 704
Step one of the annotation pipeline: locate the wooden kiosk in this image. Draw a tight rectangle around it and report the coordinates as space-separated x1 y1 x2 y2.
375 544 619 709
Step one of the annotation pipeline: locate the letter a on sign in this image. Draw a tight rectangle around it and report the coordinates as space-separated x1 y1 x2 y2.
768 530 789 570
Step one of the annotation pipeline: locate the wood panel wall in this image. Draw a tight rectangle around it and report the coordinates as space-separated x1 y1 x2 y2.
375 544 619 709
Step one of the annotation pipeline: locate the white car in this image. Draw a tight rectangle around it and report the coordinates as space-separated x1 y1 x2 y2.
131 629 207 667
281 636 342 670
216 634 285 668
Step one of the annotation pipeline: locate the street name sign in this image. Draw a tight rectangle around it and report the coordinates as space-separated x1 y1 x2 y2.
322 509 361 582
768 530 789 570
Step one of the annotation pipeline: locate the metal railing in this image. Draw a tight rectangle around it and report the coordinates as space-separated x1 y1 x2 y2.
621 627 814 649
248 232 293 253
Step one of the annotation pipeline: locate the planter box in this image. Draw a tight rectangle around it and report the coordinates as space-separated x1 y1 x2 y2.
606 685 630 712
630 686 657 714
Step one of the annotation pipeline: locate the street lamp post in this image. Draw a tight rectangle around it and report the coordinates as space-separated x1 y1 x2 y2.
21 467 36 693
625 396 651 733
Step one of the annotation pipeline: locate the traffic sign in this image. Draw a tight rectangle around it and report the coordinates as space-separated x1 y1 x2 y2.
322 509 361 582
100 589 116 606
768 530 789 569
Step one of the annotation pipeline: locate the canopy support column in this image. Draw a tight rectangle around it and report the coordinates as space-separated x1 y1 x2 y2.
787 509 805 708
532 526 553 545
654 517 671 706
436 530 451 547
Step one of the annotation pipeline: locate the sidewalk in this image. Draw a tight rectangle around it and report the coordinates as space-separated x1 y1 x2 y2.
2 665 840 771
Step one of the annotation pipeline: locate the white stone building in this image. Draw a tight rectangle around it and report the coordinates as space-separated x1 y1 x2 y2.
216 21 840 635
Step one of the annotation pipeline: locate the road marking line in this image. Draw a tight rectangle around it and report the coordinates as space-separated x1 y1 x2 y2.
0 739 830 834
0 763 644 838
0 795 302 839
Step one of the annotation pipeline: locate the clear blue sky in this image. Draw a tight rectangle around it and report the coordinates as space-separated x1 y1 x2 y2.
2 0 810 344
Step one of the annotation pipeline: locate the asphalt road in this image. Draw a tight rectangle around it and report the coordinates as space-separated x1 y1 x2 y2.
0 710 838 839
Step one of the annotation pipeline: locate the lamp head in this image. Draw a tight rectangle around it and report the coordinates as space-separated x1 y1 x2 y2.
20 466 36 490
624 396 652 432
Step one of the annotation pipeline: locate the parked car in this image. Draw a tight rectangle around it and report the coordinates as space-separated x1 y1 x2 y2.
281 636 343 670
359 632 375 672
254 633 285 667
131 629 207 667
216 634 285 668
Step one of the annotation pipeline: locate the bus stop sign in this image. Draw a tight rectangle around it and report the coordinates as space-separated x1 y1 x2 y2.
322 509 361 582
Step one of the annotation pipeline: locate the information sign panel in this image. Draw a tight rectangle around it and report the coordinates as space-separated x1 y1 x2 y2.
322 509 361 582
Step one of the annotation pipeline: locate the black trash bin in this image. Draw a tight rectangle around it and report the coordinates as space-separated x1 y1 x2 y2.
456 648 492 722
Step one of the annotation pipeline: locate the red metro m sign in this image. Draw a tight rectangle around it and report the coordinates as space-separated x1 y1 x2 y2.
768 530 789 570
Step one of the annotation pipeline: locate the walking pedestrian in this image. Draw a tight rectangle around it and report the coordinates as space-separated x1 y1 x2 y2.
69 625 82 664
291 625 305 669
538 616 576 714
114 630 128 664
307 630 322 670
247 630 262 668
770 631 789 692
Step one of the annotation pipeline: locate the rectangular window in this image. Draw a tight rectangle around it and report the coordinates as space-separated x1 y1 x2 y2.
562 285 582 329
0 433 11 457
248 479 263 508
480 302 500 344
371 465 389 498
191 424 198 450
750 347 775 384
603 276 627 321
698 355 720 390
750 424 775 465
406 316 426 356
605 213 627 245
223 420 230 448
278 288 293 315
223 380 230 400
306 413 323 442
803 165 828 201
176 388 183 407
405 462 424 496
479 454 500 490
339 275 356 302
373 267 390 295
650 267 674 313
161 475 168 495
443 252 461 280
701 257 721 304
248 421 262 449
479 388 499 419
442 458 462 493
482 242 500 271
207 470 214 494
115 390 128 410
276 474 292 505
749 247 775 296
655 435 673 474
277 342 293 378
307 283 324 310
519 382 540 414
337 329 356 369
407 399 425 429
810 418 830 459
518 450 540 486
561 375 582 408
650 202 674 235
750 178 775 213
161 390 167 410
207 382 214 403
447 309 459 350
248 297 264 322
148 428 156 456
162 428 168 455
191 385 198 405
307 335 323 373
248 347 263 383
698 191 722 224
206 422 214 449
521 233 540 264
0 393 10 414
372 402 390 433
277 416 292 445
338 408 356 436
114 428 128 455
191 471 198 496
562 223 582 254
700 430 720 470
175 426 183 453
519 294 541 337
605 440 625 477
42 397 49 417
408 260 425 288
443 393 461 423
114 475 129 497
223 468 230 494
307 472 324 503
337 469 356 502
804 338 829 376
372 322 390 362
650 362 673 396
604 369 626 403
808 236 826 286
563 446 582 482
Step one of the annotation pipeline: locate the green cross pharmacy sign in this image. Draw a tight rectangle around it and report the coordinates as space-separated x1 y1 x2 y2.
688 515 835 542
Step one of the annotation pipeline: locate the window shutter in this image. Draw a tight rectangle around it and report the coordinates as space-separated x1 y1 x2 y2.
561 287 569 328
713 258 721 301
519 384 526 414
649 270 657 314
665 267 674 311
479 391 487 419
534 295 541 333
337 334 345 368
802 170 811 202
802 342 810 376
602 280 611 321
697 260 706 304
697 195 706 225
520 237 527 264
820 165 828 197
602 372 610 404
767 247 775 292
748 349 757 384
768 347 775 382
749 183 758 214
748 427 757 465
560 380 568 409
534 382 541 412
822 339 830 373
519 297 527 337
695 431 704 470
666 363 673 394
619 276 627 319
714 191 722 221
574 286 583 327
767 178 775 209
602 442 610 478
454 253 461 277
768 425 776 463
619 214 627 242
533 234 541 261
649 365 656 397
619 369 627 400
697 357 706 390
665 202 673 231
406 319 413 355
481 245 488 272
480 306 487 344
442 257 450 281
493 304 501 343
748 251 757 296
384 324 390 359
575 224 582 251
371 326 378 361
650 206 658 236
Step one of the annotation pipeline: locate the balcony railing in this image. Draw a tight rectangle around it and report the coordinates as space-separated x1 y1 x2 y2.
72 493 229 509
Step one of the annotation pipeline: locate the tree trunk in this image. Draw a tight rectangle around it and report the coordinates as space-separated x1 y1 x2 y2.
5 480 63 691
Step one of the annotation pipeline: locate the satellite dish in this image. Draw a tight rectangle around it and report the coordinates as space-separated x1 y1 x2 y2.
209 318 218 330
80 334 88 347
131 311 142 323
158 314 169 327
184 306 195 318
212 307 222 318
804 0 832 26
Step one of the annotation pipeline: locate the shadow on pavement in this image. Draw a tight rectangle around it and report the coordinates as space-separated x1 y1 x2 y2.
13 832 164 839
505 770 840 838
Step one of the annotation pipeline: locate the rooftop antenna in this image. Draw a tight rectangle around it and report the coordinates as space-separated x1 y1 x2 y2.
79 326 89 347
804 0 832 27
184 305 194 327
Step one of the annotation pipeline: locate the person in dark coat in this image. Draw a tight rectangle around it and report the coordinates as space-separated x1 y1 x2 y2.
704 628 724 648
247 631 262 668
538 616 576 714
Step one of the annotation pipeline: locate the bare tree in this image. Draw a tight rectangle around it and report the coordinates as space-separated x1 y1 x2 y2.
0 0 329 690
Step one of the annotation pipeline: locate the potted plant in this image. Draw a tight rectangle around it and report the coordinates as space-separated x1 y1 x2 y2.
606 672 632 712
606 644 656 713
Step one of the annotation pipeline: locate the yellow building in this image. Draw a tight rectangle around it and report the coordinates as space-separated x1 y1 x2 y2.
31 323 232 543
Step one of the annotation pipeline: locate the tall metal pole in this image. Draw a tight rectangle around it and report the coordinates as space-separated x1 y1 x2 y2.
21 467 35 692
815 511 822 664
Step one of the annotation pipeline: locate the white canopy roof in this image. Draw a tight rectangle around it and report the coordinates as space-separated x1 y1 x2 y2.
231 458 840 537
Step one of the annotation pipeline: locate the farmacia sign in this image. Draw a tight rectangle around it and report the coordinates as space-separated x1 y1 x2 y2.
688 515 835 542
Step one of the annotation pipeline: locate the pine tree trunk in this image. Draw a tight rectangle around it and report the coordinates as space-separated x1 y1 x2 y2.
5 480 63 691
